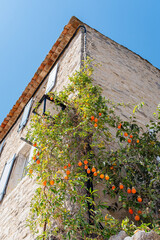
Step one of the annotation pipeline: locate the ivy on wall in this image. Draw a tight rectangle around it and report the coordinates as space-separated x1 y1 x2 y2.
26 59 160 240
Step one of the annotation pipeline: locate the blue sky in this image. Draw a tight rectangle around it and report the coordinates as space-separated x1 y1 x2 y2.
0 0 160 124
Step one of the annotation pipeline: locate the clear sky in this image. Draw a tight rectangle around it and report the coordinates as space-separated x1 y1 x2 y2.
0 0 160 124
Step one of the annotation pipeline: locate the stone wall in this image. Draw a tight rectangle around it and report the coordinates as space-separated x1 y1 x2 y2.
0 30 82 240
86 25 160 125
85 25 160 221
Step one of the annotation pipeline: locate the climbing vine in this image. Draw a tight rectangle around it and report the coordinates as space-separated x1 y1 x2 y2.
26 59 160 239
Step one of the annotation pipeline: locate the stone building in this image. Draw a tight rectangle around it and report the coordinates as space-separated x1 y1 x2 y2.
0 16 160 240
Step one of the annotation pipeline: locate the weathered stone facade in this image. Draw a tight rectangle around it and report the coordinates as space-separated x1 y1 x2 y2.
0 28 82 240
86 25 160 125
0 18 160 239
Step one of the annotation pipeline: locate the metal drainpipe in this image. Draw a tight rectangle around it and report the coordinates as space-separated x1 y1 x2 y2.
79 25 87 65
78 27 97 227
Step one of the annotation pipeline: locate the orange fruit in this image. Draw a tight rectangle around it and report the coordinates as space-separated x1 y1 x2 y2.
50 180 54 186
129 208 133 214
105 175 109 180
130 135 133 138
124 132 128 137
87 168 91 174
91 167 96 172
137 139 139 143
64 175 68 180
119 183 124 190
50 96 53 101
29 169 33 174
64 166 67 169
91 116 94 121
93 172 97 176
112 185 115 190
127 188 132 194
110 166 114 170
43 180 47 186
68 163 71 167
33 155 36 161
135 215 140 221
33 143 37 147
84 160 88 165
95 118 98 123
137 210 142 215
100 174 104 179
128 139 131 143
36 159 40 164
66 170 70 175
118 123 122 129
132 187 136 194
78 161 82 167
37 151 40 156
94 123 98 128
97 170 100 174
99 113 102 116
84 165 88 170
137 196 142 202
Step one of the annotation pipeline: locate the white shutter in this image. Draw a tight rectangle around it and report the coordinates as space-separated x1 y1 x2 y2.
23 147 35 176
45 63 59 94
0 140 5 155
0 154 16 201
28 146 35 165
18 98 33 132
156 156 160 163
149 129 154 136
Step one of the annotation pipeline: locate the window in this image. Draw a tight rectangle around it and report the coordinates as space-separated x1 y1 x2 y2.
18 98 33 132
45 63 59 94
32 62 66 116
0 154 16 202
34 95 64 116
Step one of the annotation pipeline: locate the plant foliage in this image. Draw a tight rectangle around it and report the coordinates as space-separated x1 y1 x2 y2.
26 59 160 239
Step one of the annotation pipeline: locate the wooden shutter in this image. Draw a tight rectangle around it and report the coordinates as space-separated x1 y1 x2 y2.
0 154 16 201
0 140 5 155
18 98 33 132
45 63 59 94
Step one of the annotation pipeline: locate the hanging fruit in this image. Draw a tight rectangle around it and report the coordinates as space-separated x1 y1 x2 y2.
137 196 142 202
119 183 124 189
129 208 133 214
66 170 71 175
78 161 82 167
91 166 96 172
105 174 109 180
50 180 54 186
127 188 132 194
132 187 136 194
84 160 88 165
43 180 47 186
135 215 140 221
91 116 94 121
100 174 104 179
